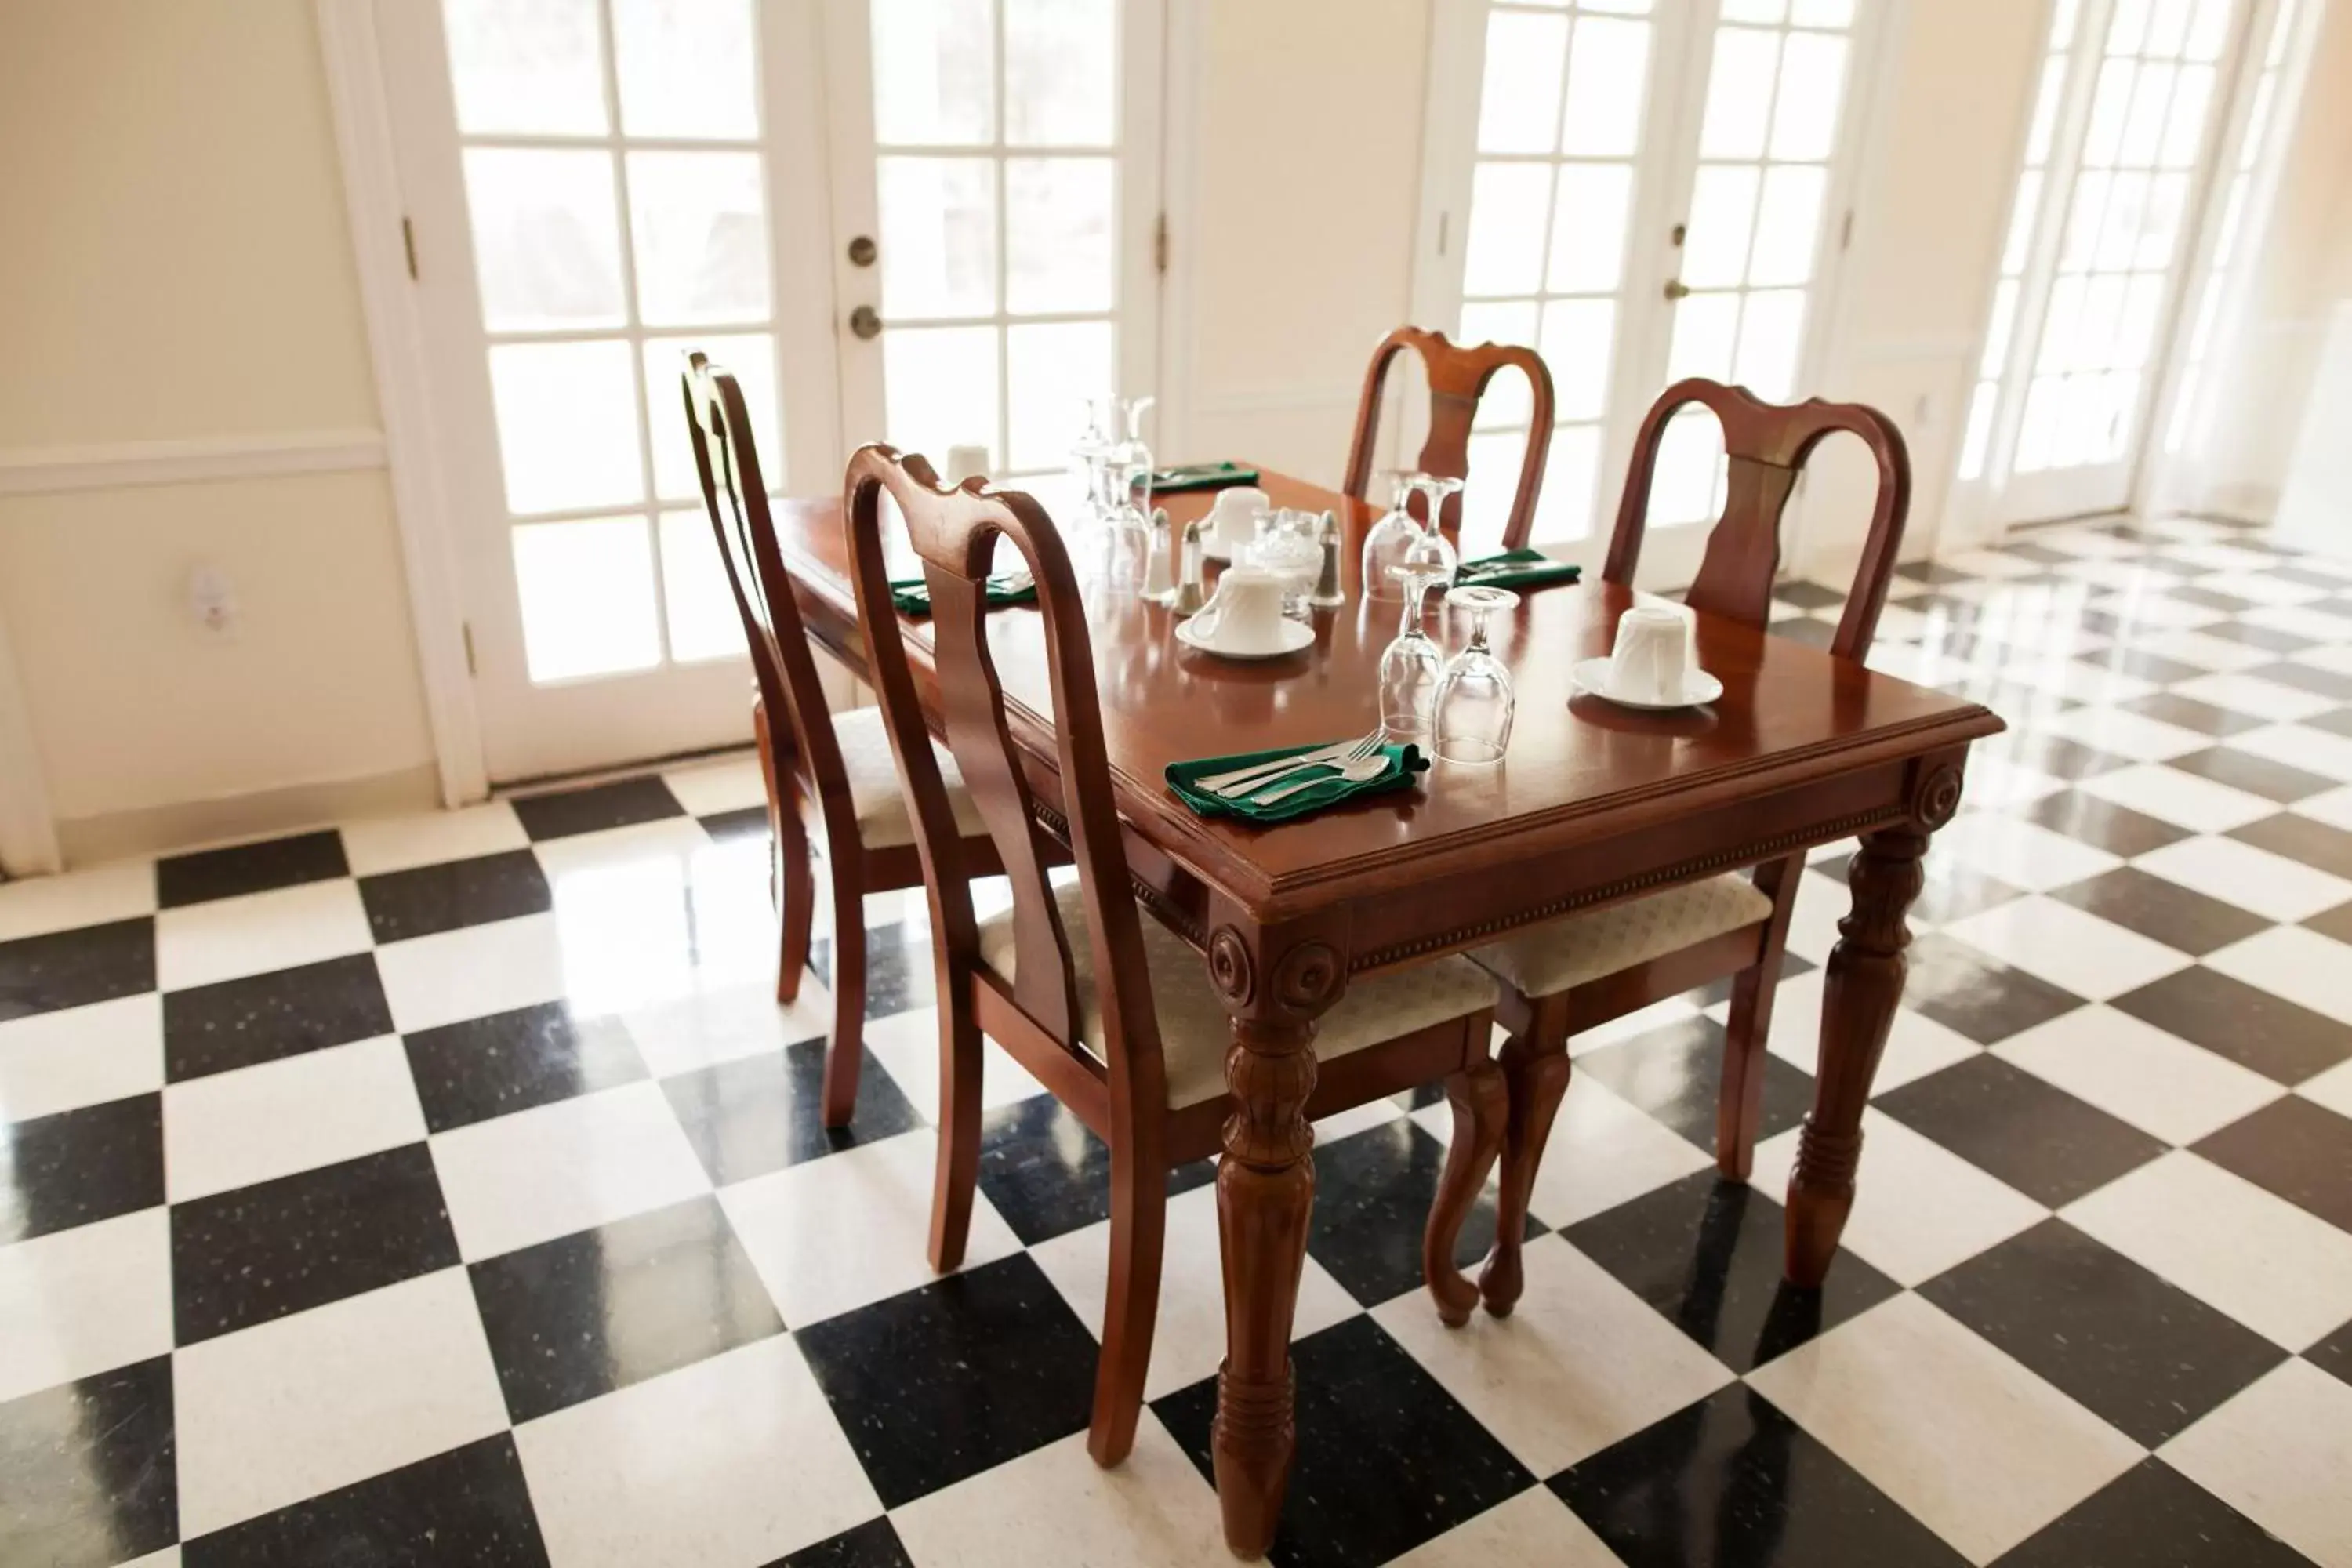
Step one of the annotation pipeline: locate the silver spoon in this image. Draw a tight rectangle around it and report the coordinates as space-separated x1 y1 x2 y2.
1252 755 1388 805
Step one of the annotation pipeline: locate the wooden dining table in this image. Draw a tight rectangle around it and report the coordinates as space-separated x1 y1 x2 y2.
771 466 2003 1557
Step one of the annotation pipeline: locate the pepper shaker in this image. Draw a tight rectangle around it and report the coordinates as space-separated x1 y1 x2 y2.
1308 509 1347 608
1142 506 1175 602
1170 518 1210 616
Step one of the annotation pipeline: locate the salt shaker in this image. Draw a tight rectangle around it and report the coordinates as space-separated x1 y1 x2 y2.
1308 510 1347 608
1170 519 1210 616
1142 507 1175 602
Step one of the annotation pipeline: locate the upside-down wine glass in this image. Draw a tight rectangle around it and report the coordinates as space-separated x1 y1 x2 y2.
1432 585 1519 764
1378 555 1453 739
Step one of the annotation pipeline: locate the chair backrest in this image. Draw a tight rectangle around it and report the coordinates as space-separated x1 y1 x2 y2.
680 352 854 818
1602 378 1910 662
1341 325 1556 549
841 445 1169 1112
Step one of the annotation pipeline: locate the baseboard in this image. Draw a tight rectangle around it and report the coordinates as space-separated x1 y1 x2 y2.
55 763 441 867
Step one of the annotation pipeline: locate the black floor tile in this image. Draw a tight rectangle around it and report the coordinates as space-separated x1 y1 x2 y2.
812 923 935 1019
1155 1316 1536 1568
2023 789 2194 858
1815 850 2029 924
793 1254 1101 1508
2245 659 2352 701
1554 1382 1969 1568
1919 1219 2285 1446
0 917 154 1022
1767 617 1837 650
1875 1054 2164 1207
2079 647 2213 686
0 1355 176 1568
1898 933 2089 1046
2307 898 2352 946
662 1036 923 1189
1574 1014 1813 1154
702 805 774 843
1565 1171 1899 1374
2230 811 2352 879
771 1515 914 1568
510 777 687 841
1978 729 2135 782
2119 691 2270 737
1773 579 1847 610
2304 705 2352 741
162 953 394 1083
359 848 552 942
2307 1317 2352 1387
970 1093 1214 1247
1686 949 1815 1009
2162 586 2259 615
158 829 348 908
181 1433 548 1567
2193 1096 2352 1232
467 1195 782 1422
2046 866 2273 956
2196 619 2318 655
2111 966 2352 1085
1303 1118 1534 1308
405 1001 648 1133
1990 1457 2313 1568
2169 746 2339 804
1896 561 1982 586
0 1092 163 1245
170 1142 459 1344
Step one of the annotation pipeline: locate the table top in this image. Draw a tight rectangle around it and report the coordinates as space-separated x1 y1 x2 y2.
772 469 2003 911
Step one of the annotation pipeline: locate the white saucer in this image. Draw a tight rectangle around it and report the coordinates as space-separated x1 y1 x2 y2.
1176 616 1316 660
1572 656 1722 710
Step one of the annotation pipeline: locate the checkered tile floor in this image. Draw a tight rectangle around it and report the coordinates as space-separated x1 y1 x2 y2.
7 513 2352 1567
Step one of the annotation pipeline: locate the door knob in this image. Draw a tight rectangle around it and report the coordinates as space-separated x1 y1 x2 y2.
1662 279 1691 301
847 234 877 267
848 305 883 339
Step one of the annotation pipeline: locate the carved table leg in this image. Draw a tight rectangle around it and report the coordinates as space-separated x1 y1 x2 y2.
1210 928 1340 1560
1786 822 1929 1287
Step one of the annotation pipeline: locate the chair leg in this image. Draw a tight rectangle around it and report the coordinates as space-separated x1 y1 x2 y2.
1425 1056 1508 1327
818 870 866 1129
1088 1147 1167 1467
1479 1017 1570 1319
927 978 983 1273
754 696 815 1006
1715 962 1784 1183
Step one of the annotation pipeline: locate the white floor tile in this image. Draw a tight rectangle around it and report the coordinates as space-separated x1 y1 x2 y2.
1312 1096 1408 1143
1994 658 2155 708
2204 925 2352 1025
1725 971 1978 1091
888 1415 1224 1568
2074 763 2279 834
1779 872 1853 964
163 1036 426 1203
0 994 162 1124
2294 641 2352 673
858 1004 1046 1123
721 1128 1023 1328
0 1207 172 1405
2083 591 2223 632
1566 993 1704 1057
1515 1074 1714 1229
2133 835 2352 923
1749 1109 2045 1287
172 1268 508 1537
1944 754 2067 811
2294 783 2352 832
2062 1151 2352 1350
430 1080 712 1261
339 802 530 877
1931 814 2124 892
2240 604 2352 641
154 879 372 992
375 913 568 1035
659 753 768 817
2037 705 2212 763
1940 895 2192 1001
1994 1005 2285 1145
2190 571 2332 607
1385 1486 1628 1568
539 825 777 1013
0 860 156 942
2129 629 2282 672
1374 1234 1733 1477
2162 1361 2352 1568
1029 1181 1359 1401
621 979 834 1080
2231 724 2352 785
1746 1294 2140 1564
2300 1057 2352 1120
515 1333 882 1568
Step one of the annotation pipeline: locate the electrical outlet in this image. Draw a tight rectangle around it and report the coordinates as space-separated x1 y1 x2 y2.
189 567 237 633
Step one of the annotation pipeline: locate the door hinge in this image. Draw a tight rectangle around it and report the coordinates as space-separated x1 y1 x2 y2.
1839 209 1854 251
1153 212 1170 275
461 621 477 677
401 216 419 281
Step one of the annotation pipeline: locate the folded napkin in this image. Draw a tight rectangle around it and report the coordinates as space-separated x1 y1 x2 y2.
889 574 1039 616
1147 461 1261 493
1456 548 1583 591
1165 740 1428 825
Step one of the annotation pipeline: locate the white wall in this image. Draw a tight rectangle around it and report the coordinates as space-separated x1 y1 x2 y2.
0 0 437 865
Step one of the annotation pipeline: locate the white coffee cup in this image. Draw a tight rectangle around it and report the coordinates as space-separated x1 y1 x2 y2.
1191 565 1290 654
1207 486 1269 557
1607 605 1693 704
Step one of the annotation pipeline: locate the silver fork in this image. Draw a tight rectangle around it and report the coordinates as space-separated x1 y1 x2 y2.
1194 728 1381 793
1254 753 1389 805
1212 731 1385 799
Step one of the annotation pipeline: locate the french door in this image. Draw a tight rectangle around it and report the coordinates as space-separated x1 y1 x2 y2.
379 0 1158 783
1418 0 1875 586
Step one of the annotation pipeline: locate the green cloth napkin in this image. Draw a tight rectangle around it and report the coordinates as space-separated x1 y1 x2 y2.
889 574 1039 616
1457 548 1583 591
1165 740 1428 825
1147 461 1261 493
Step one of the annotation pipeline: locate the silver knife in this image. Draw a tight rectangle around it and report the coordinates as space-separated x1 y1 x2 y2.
1192 733 1373 793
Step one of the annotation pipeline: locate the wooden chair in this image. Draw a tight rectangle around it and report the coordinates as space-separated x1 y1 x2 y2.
681 353 1007 1128
1458 377 1911 1316
840 443 1504 1466
1341 325 1556 549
